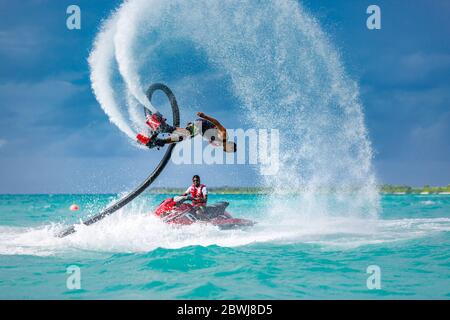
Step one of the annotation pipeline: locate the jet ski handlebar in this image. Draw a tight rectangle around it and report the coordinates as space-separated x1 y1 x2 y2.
173 195 193 203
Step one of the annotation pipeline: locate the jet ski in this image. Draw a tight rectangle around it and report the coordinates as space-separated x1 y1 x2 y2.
154 195 255 229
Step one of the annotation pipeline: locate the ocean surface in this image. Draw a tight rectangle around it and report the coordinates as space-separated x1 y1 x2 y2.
0 193 449 299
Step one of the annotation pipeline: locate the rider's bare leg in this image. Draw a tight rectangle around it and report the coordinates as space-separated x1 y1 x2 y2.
159 128 191 145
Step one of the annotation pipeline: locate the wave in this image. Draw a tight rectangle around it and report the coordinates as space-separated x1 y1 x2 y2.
1 198 448 256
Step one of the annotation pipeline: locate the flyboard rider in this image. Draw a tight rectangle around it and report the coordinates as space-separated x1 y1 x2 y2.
136 111 237 153
136 109 235 214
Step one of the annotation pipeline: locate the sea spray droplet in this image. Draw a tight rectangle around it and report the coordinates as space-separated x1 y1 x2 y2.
88 0 379 222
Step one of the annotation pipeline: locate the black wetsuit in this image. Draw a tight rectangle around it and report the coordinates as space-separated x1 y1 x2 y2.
195 118 219 144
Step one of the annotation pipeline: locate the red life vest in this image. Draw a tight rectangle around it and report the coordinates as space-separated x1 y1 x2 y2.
190 184 207 206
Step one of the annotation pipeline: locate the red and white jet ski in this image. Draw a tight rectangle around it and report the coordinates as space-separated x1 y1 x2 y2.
154 196 255 230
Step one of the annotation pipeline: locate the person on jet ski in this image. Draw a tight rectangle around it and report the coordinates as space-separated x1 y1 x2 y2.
136 112 237 153
182 175 208 219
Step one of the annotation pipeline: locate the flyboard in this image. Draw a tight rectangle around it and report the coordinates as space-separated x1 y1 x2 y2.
57 83 180 238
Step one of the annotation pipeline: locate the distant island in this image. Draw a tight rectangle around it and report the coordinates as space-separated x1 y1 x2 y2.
378 184 450 195
148 187 268 195
147 185 450 195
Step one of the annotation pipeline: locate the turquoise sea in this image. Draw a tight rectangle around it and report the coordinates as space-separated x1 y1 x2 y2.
0 194 449 299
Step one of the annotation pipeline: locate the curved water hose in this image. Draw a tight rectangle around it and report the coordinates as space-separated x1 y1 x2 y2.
57 83 180 238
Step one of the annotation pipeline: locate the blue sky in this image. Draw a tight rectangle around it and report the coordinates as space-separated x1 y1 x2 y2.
0 0 449 193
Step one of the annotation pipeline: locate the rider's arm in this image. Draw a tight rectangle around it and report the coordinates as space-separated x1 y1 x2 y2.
197 112 226 133
202 187 208 203
182 186 191 196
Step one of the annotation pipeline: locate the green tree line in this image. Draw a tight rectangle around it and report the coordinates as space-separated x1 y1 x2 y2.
147 185 450 194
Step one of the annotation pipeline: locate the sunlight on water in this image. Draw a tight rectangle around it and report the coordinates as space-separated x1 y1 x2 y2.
0 195 449 257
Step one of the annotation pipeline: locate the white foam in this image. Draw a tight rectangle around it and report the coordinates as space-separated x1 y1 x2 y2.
1 200 448 256
420 200 436 205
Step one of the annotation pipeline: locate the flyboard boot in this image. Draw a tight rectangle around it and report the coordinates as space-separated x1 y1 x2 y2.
137 107 176 149
145 111 175 134
136 133 166 149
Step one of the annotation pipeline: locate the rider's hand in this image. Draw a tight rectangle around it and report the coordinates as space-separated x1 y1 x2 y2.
197 112 206 118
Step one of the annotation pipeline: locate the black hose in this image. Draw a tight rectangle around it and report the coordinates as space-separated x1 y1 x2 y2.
57 83 180 238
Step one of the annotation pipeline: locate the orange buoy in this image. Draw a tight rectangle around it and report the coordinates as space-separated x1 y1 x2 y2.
70 204 80 211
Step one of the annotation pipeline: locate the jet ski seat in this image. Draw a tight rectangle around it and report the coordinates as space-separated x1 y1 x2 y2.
205 202 229 218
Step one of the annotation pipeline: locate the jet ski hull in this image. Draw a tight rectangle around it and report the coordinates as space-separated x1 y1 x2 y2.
154 198 255 229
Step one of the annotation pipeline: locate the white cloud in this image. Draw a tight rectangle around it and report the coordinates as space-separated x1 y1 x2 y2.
400 52 450 76
364 52 450 87
0 79 86 126
410 111 450 154
0 27 48 59
0 139 6 148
